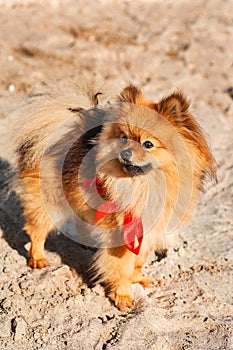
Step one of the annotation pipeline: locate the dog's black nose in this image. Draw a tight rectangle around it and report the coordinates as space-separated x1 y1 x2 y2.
120 149 132 161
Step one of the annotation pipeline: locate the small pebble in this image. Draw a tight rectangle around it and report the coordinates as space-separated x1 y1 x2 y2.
178 247 186 257
8 84 15 92
7 55 14 62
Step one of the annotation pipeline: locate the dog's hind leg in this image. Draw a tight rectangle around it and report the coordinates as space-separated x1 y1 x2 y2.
19 169 54 268
26 222 51 269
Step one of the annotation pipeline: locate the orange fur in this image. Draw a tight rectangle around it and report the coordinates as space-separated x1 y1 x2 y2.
12 84 216 310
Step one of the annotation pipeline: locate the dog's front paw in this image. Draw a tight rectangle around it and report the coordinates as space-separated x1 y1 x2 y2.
135 276 153 288
132 268 154 287
28 257 50 269
110 292 134 310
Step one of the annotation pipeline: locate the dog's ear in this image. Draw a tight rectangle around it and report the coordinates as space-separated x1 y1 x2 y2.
155 91 217 183
154 91 190 120
118 84 156 109
118 84 145 104
154 91 203 137
154 91 199 132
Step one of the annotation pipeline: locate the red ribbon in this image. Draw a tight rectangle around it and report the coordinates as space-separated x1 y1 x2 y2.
123 213 143 255
82 178 105 193
82 178 143 255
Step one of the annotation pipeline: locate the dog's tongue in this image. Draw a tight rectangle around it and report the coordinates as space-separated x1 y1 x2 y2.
94 201 143 255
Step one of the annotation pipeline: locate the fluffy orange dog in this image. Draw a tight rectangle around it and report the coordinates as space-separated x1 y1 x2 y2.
12 85 216 309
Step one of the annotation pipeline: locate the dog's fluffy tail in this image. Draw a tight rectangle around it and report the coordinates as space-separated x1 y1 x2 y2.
9 83 99 169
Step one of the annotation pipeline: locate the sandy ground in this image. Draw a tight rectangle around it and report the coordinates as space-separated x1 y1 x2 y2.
0 1 232 349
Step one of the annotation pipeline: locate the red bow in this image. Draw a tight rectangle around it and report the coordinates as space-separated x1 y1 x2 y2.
82 178 143 255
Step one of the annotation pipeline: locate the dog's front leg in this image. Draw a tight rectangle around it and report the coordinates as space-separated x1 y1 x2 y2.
94 246 136 310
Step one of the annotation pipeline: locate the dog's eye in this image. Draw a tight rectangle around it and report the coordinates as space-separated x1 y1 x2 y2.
121 135 128 145
142 141 154 149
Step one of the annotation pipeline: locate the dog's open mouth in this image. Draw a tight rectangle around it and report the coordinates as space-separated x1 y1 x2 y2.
123 162 152 175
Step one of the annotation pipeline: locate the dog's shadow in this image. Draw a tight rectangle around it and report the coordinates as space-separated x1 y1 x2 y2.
0 158 94 285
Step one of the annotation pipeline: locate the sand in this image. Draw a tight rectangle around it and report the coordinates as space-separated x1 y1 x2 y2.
0 1 232 349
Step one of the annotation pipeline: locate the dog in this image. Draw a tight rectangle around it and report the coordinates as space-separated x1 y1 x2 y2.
11 84 216 310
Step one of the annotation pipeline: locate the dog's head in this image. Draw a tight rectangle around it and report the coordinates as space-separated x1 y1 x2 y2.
96 84 216 185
